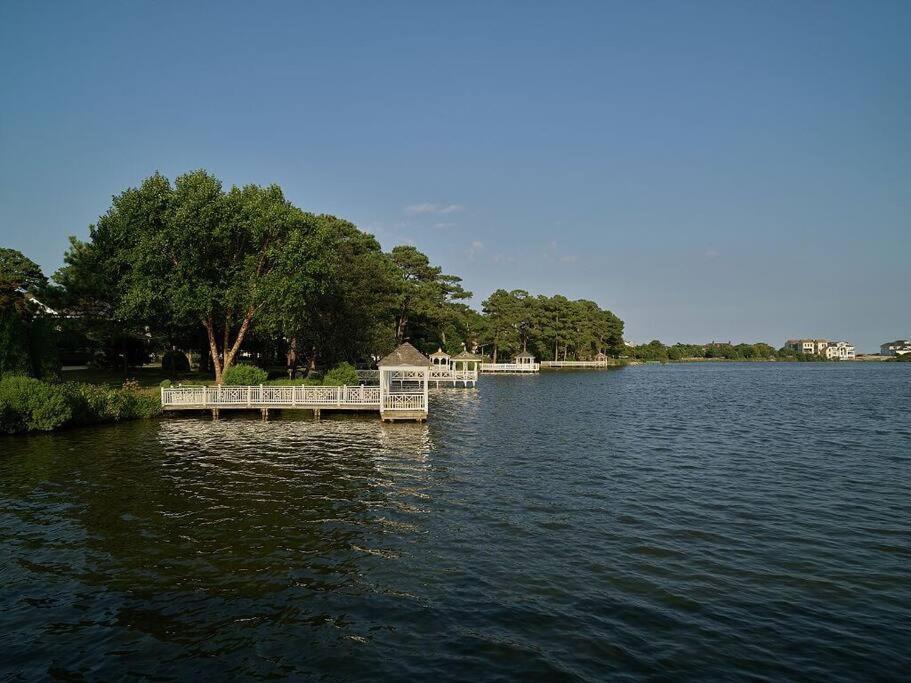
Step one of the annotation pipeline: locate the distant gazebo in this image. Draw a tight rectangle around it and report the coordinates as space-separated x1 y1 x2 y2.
594 351 608 362
452 349 482 375
429 347 451 367
514 350 536 368
377 342 431 421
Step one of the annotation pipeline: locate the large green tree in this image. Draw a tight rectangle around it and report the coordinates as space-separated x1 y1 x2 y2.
388 245 471 345
67 171 314 382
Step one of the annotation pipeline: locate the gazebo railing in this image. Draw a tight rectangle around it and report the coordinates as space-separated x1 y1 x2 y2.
382 393 426 412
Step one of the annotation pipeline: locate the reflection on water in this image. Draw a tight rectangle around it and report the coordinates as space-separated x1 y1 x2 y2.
1 365 910 680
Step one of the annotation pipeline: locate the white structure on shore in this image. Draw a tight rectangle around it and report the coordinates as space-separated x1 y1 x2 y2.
481 351 540 374
784 338 854 359
161 342 431 421
880 339 911 356
822 341 856 360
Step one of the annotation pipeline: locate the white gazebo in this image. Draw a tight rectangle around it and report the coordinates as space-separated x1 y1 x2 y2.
514 350 537 368
429 347 451 367
377 342 431 421
451 349 482 375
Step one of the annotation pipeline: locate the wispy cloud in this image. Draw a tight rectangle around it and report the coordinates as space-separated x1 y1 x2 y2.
404 202 464 215
432 222 457 230
467 240 484 259
705 249 720 260
545 240 577 264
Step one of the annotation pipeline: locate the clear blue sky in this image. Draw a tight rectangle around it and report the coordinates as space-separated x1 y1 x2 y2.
1 1 908 351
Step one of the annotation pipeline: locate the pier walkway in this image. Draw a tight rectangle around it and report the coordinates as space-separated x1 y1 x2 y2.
160 342 431 421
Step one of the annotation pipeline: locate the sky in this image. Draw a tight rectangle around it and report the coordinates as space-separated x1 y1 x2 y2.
1 1 908 352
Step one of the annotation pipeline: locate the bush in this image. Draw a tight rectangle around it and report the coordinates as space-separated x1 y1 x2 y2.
161 350 191 376
222 363 268 385
160 379 172 388
265 378 323 386
322 362 359 386
0 375 72 434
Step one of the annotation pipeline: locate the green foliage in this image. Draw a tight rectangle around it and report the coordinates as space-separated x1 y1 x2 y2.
161 350 191 376
481 290 624 362
222 364 269 385
389 245 471 345
0 307 30 375
321 362 359 386
264 377 323 386
0 249 58 379
0 375 72 433
62 383 161 425
48 171 627 377
160 379 172 388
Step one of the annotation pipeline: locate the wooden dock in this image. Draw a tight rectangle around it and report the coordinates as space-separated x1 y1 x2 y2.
480 362 540 374
160 343 436 422
161 384 428 421
540 360 614 368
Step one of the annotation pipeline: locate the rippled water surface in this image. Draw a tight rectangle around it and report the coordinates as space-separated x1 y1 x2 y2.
2 363 910 680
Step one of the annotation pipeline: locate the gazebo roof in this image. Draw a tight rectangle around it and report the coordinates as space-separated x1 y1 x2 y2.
378 342 432 367
594 351 608 359
429 347 450 358
515 351 535 359
452 350 482 360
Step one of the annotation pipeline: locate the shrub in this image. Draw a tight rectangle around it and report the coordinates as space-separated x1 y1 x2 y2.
0 375 72 434
62 382 162 426
161 350 191 376
160 379 172 388
265 378 323 386
222 363 268 385
322 362 359 386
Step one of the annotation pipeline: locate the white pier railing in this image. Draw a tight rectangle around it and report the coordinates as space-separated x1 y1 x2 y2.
540 360 613 368
480 362 540 374
161 384 429 416
161 385 381 408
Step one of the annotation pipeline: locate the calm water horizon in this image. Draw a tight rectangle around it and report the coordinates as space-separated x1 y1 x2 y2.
2 363 910 680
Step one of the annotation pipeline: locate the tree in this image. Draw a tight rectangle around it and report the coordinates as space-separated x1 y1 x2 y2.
0 248 58 377
70 171 314 383
388 245 471 346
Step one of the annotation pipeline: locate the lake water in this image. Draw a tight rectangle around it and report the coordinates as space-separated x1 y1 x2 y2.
2 363 910 680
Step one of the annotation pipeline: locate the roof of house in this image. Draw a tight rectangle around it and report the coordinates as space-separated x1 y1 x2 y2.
883 340 911 346
378 342 432 367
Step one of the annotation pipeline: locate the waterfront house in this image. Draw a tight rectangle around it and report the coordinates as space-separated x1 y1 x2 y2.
822 341 855 360
880 340 911 356
785 339 830 355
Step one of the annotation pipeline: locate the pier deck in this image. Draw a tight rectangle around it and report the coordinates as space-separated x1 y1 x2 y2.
161 385 427 421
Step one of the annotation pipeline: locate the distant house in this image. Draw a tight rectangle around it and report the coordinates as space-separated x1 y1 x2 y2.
784 338 855 358
785 339 829 355
880 340 911 356
822 341 855 360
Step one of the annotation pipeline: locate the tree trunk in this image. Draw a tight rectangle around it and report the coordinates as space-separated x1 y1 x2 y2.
203 319 223 384
286 336 298 378
307 345 317 375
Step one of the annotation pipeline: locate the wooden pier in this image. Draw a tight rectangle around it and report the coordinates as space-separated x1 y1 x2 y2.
480 351 540 374
161 343 432 422
540 360 614 368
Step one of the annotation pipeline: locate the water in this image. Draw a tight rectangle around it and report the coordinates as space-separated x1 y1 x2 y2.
2 363 909 680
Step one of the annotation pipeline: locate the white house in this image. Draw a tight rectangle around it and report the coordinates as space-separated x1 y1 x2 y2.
822 341 855 360
880 340 911 356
